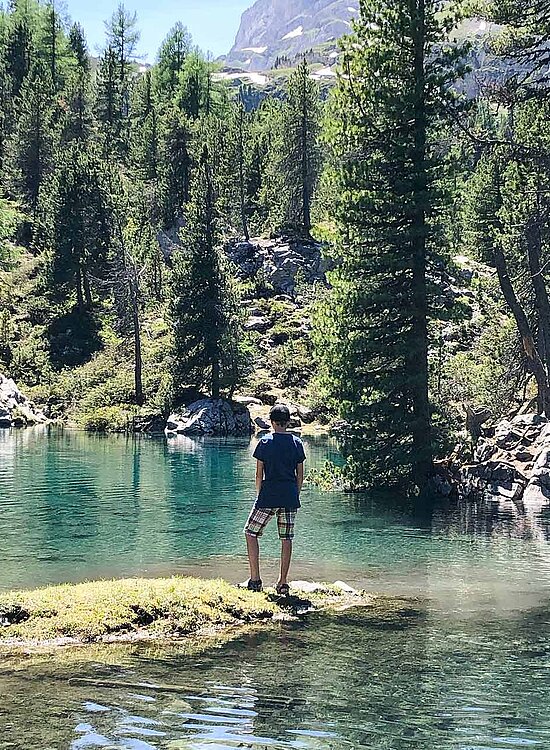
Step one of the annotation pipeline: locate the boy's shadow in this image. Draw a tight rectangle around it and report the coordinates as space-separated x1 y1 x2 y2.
266 592 313 616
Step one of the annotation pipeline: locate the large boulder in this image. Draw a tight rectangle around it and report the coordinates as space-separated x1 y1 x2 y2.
0 373 48 428
244 315 272 333
166 399 253 437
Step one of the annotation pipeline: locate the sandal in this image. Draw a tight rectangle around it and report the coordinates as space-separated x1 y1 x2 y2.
247 579 263 593
275 583 290 597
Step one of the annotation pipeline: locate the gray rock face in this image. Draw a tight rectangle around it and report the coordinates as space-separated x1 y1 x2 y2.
166 399 253 437
454 413 550 509
226 236 329 295
254 415 271 430
0 373 48 428
226 0 358 71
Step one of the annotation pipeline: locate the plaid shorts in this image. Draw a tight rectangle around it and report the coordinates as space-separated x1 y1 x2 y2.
244 507 297 541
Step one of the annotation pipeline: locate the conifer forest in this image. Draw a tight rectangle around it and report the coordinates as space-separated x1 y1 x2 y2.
1 0 550 494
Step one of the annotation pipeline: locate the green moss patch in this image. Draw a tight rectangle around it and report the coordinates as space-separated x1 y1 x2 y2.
0 577 278 645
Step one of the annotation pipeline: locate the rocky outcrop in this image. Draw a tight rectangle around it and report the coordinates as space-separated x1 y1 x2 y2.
0 374 48 428
226 236 329 295
166 399 253 437
246 399 320 432
454 413 550 510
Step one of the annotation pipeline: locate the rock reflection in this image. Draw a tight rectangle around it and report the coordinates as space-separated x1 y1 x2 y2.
432 496 550 543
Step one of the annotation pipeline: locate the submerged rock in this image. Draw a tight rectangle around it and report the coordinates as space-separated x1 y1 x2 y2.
291 581 332 594
166 399 253 437
0 373 48 428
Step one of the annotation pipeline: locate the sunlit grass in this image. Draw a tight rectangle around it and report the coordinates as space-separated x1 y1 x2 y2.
0 577 278 643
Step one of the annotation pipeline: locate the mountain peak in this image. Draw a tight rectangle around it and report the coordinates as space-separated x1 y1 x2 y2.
226 0 358 71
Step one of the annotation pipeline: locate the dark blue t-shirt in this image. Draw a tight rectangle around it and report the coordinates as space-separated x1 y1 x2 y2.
253 432 306 510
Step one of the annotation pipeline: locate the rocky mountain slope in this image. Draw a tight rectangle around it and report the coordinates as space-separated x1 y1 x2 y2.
226 0 358 70
223 3 507 99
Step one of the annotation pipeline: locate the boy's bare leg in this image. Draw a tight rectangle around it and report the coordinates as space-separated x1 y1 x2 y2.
278 540 293 586
246 534 261 581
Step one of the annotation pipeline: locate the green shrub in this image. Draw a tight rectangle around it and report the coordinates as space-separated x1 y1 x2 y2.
80 406 134 432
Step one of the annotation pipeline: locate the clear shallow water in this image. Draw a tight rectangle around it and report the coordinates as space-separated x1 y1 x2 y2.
2 427 550 749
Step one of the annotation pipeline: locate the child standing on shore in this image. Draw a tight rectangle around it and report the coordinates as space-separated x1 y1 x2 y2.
244 404 306 595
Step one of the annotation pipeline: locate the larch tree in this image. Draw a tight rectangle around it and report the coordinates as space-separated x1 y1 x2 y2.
7 64 57 217
232 98 251 240
464 102 550 415
158 105 192 228
130 70 160 184
281 58 321 236
95 45 124 153
155 22 191 101
39 0 69 91
104 3 140 117
0 60 13 172
259 61 321 236
4 15 34 95
68 22 88 72
491 0 550 95
41 144 113 312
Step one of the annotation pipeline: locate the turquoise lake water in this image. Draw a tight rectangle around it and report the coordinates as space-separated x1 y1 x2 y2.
2 427 550 749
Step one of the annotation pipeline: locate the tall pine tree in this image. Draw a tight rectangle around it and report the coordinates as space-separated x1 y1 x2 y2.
281 59 321 236
171 145 247 399
40 144 113 312
158 105 192 228
315 0 467 491
104 2 140 112
7 63 57 216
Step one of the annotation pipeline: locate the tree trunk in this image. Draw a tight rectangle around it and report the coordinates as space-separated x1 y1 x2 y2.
82 268 92 310
76 261 84 311
131 277 144 406
410 0 433 491
212 359 220 399
153 249 163 301
526 210 550 380
494 244 550 415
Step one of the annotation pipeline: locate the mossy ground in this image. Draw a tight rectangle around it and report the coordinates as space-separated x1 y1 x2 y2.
0 577 278 645
0 576 422 652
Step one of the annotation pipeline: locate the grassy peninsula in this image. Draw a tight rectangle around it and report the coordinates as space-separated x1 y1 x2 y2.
0 576 420 651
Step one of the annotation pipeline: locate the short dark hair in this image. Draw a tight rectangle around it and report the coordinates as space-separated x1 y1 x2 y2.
270 403 290 426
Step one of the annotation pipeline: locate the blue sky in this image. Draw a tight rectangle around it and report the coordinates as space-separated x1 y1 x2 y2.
64 0 252 61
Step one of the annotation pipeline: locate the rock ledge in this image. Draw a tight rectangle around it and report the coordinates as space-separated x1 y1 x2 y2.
0 373 48 428
454 413 550 510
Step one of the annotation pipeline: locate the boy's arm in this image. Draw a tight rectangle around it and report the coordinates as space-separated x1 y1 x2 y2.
297 463 304 494
256 460 264 497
